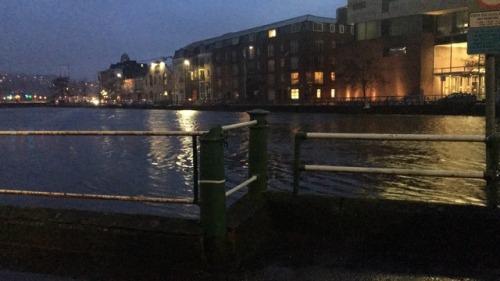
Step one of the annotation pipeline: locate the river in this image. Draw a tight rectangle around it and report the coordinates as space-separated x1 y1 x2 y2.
0 107 487 218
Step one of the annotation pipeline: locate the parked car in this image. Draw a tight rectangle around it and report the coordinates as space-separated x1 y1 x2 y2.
436 93 477 105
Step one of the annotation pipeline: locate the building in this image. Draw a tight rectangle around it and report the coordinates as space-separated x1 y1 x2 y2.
172 15 354 105
98 54 148 104
142 57 172 105
341 0 497 103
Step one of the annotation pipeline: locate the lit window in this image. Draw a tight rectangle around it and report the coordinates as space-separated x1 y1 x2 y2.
314 72 323 84
331 89 336 98
331 72 336 81
316 89 321 98
291 72 299 85
268 29 276 38
291 89 299 100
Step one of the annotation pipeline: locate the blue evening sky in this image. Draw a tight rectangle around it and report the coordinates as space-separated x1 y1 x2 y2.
0 0 346 81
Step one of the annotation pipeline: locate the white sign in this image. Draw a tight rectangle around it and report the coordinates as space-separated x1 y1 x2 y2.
479 0 500 9
470 11 500 27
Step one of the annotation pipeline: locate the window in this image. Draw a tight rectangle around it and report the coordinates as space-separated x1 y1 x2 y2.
350 25 355 34
291 89 299 100
200 70 205 81
313 22 324 32
352 1 366 10
383 46 407 57
332 41 336 49
314 72 323 84
232 65 238 75
268 44 274 57
315 56 324 68
290 40 299 54
268 29 276 38
330 24 336 33
268 59 275 72
249 33 256 42
339 25 345 34
291 72 299 85
232 37 239 45
290 57 299 69
280 58 285 67
315 40 324 53
331 89 336 98
248 46 255 59
331 72 336 81
291 23 301 33
316 89 321 98
268 89 276 100
268 74 275 86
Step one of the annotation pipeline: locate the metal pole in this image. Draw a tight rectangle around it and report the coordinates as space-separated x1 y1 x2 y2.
485 54 498 208
247 109 269 195
192 135 199 204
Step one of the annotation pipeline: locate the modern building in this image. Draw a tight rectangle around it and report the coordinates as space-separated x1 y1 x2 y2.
172 15 354 105
341 0 496 103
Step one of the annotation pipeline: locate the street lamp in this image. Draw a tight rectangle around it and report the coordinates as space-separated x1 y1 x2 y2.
184 60 190 103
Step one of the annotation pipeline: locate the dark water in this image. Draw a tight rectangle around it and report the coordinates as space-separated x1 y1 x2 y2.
0 108 487 217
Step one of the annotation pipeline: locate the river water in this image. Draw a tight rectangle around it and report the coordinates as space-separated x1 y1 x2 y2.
0 107 487 218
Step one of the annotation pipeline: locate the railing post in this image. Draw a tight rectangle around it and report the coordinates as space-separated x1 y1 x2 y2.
293 132 306 195
247 109 269 194
486 133 499 209
199 126 228 263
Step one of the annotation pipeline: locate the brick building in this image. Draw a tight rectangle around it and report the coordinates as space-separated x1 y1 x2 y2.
172 14 354 105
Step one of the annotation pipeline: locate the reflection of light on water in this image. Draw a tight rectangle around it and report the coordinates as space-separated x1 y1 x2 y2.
176 110 200 132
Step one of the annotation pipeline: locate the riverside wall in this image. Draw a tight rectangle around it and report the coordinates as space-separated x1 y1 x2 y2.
0 192 498 280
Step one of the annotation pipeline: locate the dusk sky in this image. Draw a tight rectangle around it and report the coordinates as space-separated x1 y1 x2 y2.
0 0 346 81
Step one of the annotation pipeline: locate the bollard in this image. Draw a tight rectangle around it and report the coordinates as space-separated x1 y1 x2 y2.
247 109 269 195
199 126 227 237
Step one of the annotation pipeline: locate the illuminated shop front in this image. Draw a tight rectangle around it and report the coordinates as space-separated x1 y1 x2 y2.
433 42 485 99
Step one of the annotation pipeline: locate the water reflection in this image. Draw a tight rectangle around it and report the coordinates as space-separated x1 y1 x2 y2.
0 108 489 218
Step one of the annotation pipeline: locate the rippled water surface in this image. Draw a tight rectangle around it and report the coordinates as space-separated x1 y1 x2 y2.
0 108 487 217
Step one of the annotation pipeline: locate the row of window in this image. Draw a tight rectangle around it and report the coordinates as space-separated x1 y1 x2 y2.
291 88 336 100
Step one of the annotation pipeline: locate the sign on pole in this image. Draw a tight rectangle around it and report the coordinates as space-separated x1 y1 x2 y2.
468 10 500 54
478 0 500 10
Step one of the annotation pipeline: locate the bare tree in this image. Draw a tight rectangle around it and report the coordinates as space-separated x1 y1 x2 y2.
338 51 382 108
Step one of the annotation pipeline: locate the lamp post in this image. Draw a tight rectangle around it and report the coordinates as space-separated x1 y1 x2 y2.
184 59 190 103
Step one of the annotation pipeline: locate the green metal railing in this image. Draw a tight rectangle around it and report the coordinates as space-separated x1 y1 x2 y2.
0 110 270 244
293 132 499 208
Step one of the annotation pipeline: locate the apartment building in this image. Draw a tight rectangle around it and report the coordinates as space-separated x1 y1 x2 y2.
342 0 493 102
172 15 354 105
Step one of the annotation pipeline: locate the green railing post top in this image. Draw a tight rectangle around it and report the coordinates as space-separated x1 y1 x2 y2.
200 126 223 142
247 109 270 117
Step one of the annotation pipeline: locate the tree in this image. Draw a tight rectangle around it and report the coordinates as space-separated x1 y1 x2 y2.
338 51 382 108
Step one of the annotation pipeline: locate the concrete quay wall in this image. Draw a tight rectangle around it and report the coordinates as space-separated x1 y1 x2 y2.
0 193 498 280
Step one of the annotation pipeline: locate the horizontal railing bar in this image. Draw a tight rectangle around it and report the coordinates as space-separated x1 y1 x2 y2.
221 120 257 131
303 165 485 179
225 175 258 197
302 133 485 142
0 130 207 136
0 189 195 204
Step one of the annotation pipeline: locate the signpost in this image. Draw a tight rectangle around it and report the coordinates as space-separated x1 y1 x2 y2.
469 1 500 208
478 0 500 10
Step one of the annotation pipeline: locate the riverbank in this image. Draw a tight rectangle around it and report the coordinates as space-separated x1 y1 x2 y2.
0 192 498 280
0 101 489 116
